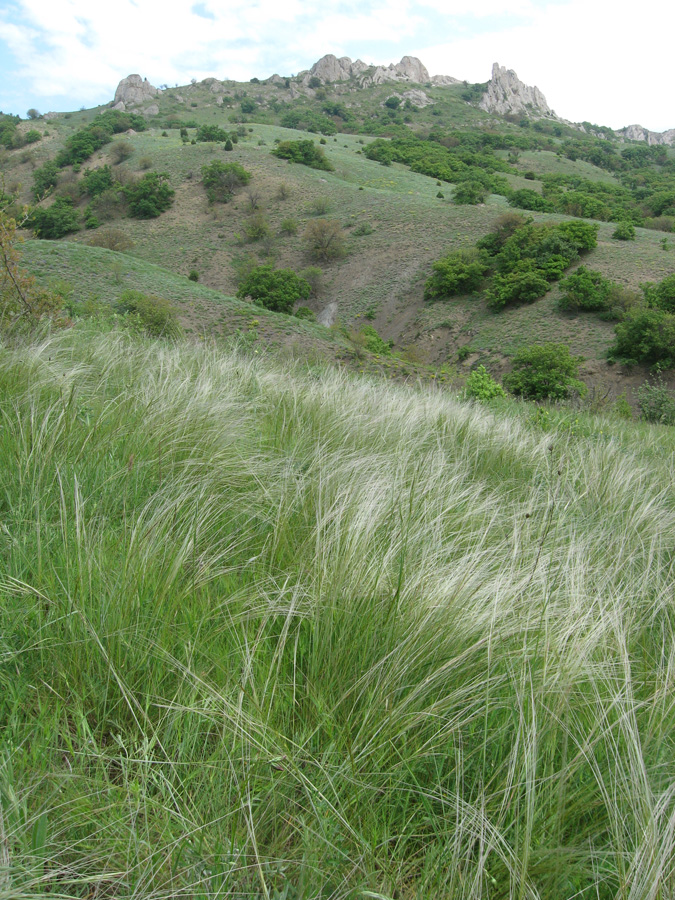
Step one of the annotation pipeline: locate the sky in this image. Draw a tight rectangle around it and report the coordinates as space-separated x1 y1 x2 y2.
0 0 673 133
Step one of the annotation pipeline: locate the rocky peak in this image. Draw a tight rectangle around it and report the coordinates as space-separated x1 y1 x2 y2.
305 54 429 87
479 63 552 119
113 74 158 110
617 124 675 146
307 54 368 83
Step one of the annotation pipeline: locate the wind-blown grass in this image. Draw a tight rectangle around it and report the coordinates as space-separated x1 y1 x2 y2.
1 327 675 898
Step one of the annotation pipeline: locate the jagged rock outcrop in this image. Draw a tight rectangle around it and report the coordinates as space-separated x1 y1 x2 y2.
479 63 552 118
306 54 368 83
431 74 460 86
304 54 429 86
368 56 429 85
113 74 158 109
617 124 675 146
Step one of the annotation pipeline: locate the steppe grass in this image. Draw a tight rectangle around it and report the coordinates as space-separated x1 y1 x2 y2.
2 326 675 898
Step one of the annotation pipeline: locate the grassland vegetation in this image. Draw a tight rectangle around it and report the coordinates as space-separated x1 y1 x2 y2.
2 327 675 898
115 288 181 337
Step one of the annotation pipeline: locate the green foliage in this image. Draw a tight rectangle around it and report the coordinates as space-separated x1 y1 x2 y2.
504 342 586 400
280 218 298 236
28 198 80 239
559 266 613 312
453 180 488 204
487 261 550 310
240 98 256 114
188 270 199 282
644 274 675 313
200 160 251 203
294 305 316 321
424 249 489 300
384 96 401 109
32 161 59 199
509 189 554 213
636 379 675 424
611 306 675 367
612 221 636 241
280 109 338 135
243 211 271 242
124 173 175 219
109 140 134 164
272 139 334 171
465 365 506 401
236 265 311 313
81 165 114 198
358 324 391 355
196 124 231 142
115 289 181 337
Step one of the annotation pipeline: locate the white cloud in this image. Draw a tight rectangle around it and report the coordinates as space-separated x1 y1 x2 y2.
0 0 674 131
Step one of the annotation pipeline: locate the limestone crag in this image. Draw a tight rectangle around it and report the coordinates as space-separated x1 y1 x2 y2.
479 63 553 118
304 54 429 87
383 89 433 109
305 54 368 83
113 74 158 111
617 124 675 146
431 74 460 86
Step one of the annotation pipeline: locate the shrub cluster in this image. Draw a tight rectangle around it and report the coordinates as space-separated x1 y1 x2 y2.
236 265 311 314
124 173 175 219
115 289 181 337
504 343 586 400
272 140 334 172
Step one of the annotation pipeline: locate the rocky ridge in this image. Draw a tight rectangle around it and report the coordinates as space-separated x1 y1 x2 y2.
616 123 675 147
479 63 553 119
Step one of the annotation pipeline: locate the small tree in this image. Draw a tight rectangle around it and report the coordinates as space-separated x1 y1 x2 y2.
304 219 346 261
424 249 489 300
1 208 62 330
453 180 488 205
465 365 507 401
28 198 80 239
201 160 251 203
558 266 612 312
124 173 174 218
26 108 41 120
236 265 311 313
504 343 586 400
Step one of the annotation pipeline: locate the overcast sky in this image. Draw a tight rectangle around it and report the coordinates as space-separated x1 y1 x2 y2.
0 0 673 132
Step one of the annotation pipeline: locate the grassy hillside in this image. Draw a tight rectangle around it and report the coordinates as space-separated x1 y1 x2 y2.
3 83 675 399
2 327 675 898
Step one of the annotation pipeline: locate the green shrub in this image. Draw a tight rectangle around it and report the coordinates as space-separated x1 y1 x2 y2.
643 274 675 313
243 211 270 242
196 124 231 142
236 265 311 313
504 343 586 400
465 365 507 401
636 379 675 424
116 290 182 338
612 221 636 240
81 165 115 197
558 266 613 312
611 306 675 367
487 261 550 310
299 266 324 296
453 180 488 205
272 140 334 171
87 228 134 252
294 306 316 321
188 270 199 282
424 249 489 300
201 160 251 203
361 324 392 355
32 161 59 199
509 189 554 212
28 198 80 239
280 218 298 236
124 173 175 218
